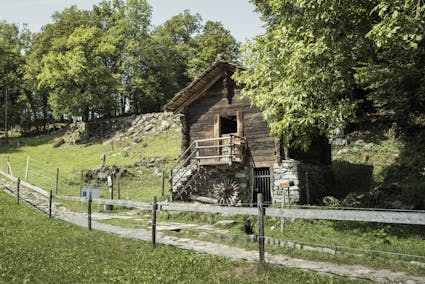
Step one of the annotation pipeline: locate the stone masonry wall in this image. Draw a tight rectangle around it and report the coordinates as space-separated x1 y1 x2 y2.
273 160 300 205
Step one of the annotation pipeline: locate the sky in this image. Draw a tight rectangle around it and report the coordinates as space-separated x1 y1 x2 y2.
0 0 265 42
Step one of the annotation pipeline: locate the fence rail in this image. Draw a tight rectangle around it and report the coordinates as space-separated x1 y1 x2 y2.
2 169 425 225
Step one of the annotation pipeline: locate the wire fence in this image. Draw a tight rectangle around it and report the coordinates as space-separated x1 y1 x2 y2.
0 155 95 197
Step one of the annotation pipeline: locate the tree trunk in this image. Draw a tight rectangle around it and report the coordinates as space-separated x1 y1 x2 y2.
82 110 90 140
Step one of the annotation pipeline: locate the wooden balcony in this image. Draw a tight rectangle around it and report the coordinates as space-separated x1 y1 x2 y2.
194 135 246 166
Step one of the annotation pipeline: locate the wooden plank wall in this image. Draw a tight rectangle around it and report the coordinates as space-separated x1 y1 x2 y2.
188 78 276 167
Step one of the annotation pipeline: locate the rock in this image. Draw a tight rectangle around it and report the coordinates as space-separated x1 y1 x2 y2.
144 124 153 132
336 148 349 155
332 127 344 138
133 137 142 143
363 142 375 151
156 156 166 163
53 138 65 148
154 168 163 176
160 121 170 131
216 220 237 226
322 196 340 207
332 138 347 146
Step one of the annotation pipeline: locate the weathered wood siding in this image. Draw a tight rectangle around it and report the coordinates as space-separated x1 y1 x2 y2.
187 77 277 167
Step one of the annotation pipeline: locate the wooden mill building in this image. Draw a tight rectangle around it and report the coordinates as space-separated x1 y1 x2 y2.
165 60 331 205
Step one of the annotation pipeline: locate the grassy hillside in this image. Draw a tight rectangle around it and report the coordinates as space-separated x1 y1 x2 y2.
0 190 362 283
331 119 425 209
0 114 181 202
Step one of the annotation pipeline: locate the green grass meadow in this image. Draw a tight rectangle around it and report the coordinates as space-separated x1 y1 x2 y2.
0 190 364 283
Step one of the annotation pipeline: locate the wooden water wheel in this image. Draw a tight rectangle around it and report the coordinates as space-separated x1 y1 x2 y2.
213 178 240 206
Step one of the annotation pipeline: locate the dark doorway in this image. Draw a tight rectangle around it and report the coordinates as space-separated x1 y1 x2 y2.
220 115 237 134
254 167 271 204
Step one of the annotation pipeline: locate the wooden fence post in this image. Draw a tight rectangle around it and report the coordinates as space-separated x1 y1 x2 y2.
257 193 265 265
16 177 20 205
101 154 106 167
169 170 173 202
79 170 83 197
25 156 29 181
152 196 157 247
287 187 291 207
7 160 13 177
117 174 121 200
161 169 165 197
49 190 53 219
280 198 284 233
55 168 59 195
306 171 310 205
79 170 84 213
88 192 92 231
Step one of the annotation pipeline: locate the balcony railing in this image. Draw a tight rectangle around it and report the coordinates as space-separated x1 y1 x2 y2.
193 135 246 165
169 135 246 197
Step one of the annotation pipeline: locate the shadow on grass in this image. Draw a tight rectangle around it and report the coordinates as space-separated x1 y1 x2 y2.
331 220 425 240
0 131 61 154
378 129 425 209
331 161 373 199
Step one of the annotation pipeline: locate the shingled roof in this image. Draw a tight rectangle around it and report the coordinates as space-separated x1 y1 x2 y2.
164 60 242 113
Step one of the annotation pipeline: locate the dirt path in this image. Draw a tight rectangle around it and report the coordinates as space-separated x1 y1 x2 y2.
2 180 424 283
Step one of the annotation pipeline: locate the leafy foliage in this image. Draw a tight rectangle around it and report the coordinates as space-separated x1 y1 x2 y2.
354 0 425 128
1 1 239 135
0 22 28 136
238 0 425 150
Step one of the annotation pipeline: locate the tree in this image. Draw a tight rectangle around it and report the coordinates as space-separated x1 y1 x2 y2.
22 6 94 133
187 21 240 80
235 0 372 150
92 0 153 115
150 11 239 108
0 21 26 140
354 0 425 129
238 0 425 150
36 7 119 137
149 10 202 108
38 25 118 123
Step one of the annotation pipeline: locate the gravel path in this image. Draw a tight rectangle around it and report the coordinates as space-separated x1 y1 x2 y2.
2 181 425 284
